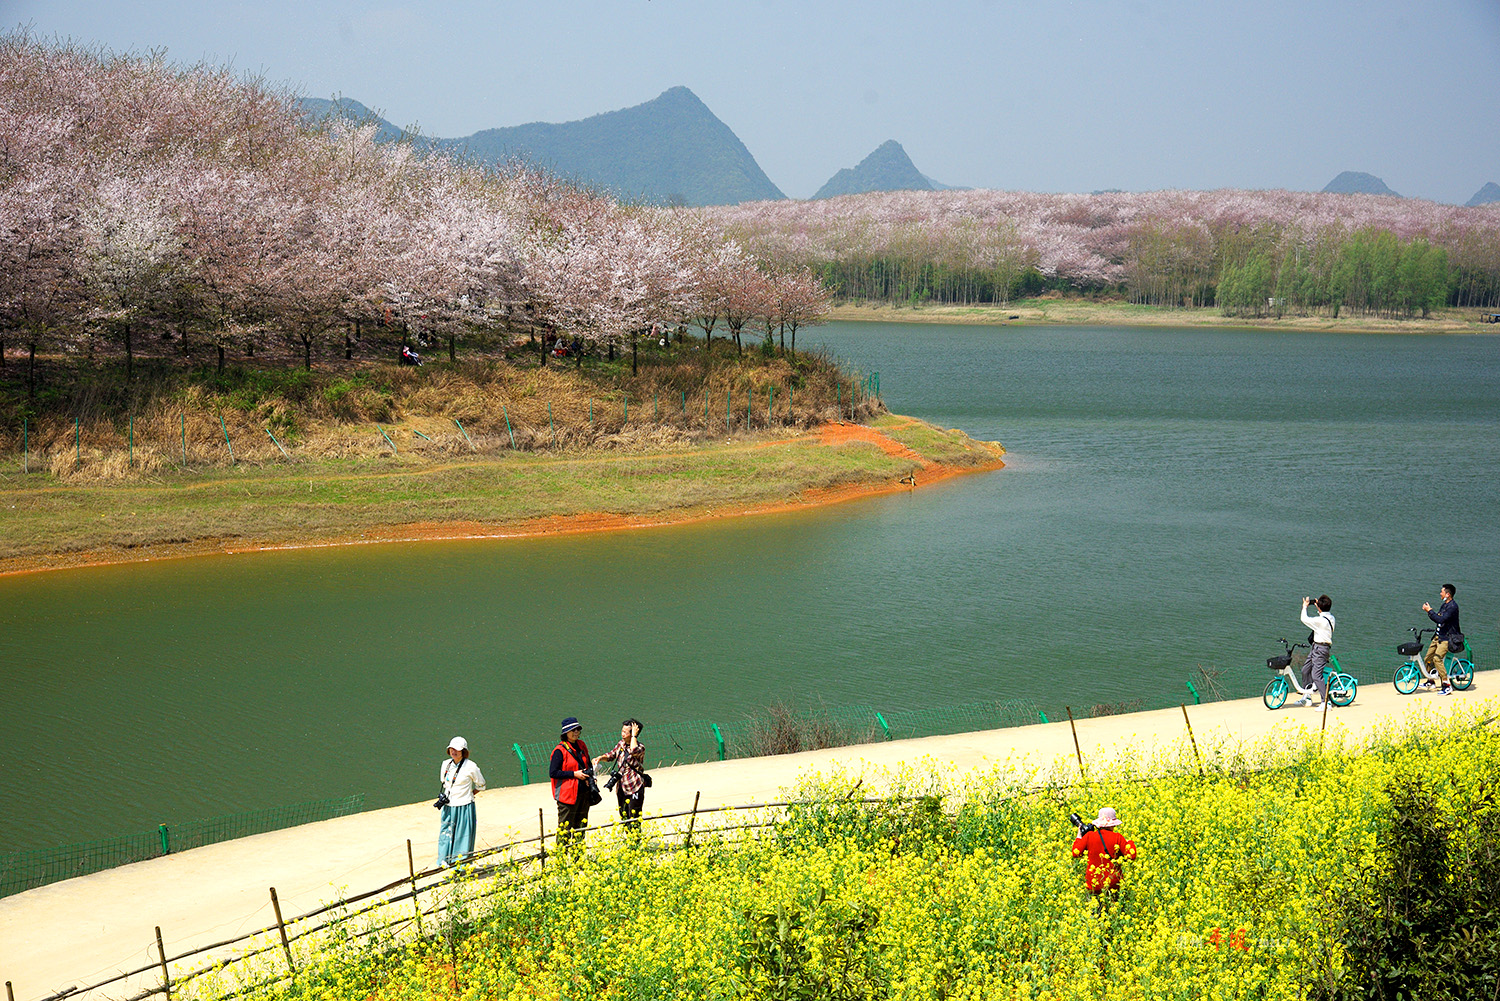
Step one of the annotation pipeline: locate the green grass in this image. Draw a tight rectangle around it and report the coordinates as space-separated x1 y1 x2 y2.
0 420 995 565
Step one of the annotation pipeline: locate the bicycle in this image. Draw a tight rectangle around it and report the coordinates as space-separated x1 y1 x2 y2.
1263 638 1358 709
1392 627 1474 694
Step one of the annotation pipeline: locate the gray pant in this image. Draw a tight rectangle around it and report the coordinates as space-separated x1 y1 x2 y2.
1301 643 1330 702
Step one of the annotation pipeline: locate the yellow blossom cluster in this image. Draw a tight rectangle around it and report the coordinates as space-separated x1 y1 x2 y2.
219 703 1498 1001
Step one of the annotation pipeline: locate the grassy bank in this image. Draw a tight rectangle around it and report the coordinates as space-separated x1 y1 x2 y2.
0 413 1002 573
194 705 1500 1001
829 298 1495 333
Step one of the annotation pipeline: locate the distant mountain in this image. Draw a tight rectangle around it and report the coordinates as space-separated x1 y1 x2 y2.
300 87 784 207
299 97 412 145
922 173 968 192
1322 171 1401 197
1466 182 1500 207
813 140 933 199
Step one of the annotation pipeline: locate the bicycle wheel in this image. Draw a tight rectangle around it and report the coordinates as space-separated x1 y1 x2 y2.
1449 658 1474 691
1394 662 1420 695
1330 674 1357 707
1264 677 1289 710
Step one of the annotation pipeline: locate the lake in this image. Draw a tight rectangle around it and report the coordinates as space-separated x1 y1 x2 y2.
1 321 1496 850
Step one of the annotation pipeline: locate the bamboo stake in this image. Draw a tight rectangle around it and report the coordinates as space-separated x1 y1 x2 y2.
1065 706 1086 780
406 839 423 935
155 926 171 1001
684 791 701 851
538 808 546 868
269 887 296 974
1181 705 1204 777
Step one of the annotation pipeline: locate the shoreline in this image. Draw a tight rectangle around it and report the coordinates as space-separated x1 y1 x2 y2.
827 299 1495 333
0 419 1004 578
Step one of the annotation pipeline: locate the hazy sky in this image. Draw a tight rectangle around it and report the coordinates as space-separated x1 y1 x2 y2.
10 0 1500 202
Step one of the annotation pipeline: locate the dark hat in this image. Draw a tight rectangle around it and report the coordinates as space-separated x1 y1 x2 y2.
560 716 581 736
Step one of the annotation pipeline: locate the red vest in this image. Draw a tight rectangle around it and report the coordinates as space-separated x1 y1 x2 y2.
551 739 591 804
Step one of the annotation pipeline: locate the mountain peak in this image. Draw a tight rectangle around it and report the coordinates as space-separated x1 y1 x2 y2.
1465 181 1500 207
1322 171 1401 197
813 139 933 199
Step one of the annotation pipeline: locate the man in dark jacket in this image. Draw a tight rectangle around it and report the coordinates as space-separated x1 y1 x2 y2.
1421 584 1461 696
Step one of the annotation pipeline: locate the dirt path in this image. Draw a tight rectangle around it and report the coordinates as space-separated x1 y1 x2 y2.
0 682 1489 1001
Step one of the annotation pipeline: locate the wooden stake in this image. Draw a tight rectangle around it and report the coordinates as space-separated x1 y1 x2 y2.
684 791 701 851
1065 707 1086 780
1182 705 1204 777
538 808 546 868
154 926 171 1001
406 839 423 934
269 887 295 975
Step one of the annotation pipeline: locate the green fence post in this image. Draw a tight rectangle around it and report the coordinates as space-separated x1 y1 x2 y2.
711 723 725 761
875 711 890 740
703 389 708 421
512 743 529 785
158 823 170 855
623 395 627 424
180 413 185 465
413 430 433 441
726 388 731 428
75 417 80 464
589 399 593 424
454 418 474 449
1038 711 1049 724
264 428 290 458
376 424 398 454
1185 680 1201 705
768 386 774 423
503 406 516 449
219 414 234 464
747 385 752 424
681 390 686 413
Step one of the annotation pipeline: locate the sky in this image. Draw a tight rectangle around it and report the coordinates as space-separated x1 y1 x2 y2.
8 0 1500 203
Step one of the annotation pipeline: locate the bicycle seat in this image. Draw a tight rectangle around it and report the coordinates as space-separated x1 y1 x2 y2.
1267 655 1292 670
1397 641 1423 656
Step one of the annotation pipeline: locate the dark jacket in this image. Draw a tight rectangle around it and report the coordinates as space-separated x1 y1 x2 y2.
1427 599 1461 642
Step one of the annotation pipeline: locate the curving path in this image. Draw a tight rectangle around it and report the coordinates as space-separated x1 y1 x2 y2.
0 680 1489 1001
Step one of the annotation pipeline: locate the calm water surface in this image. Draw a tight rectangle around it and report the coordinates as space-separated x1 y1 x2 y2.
1 323 1497 850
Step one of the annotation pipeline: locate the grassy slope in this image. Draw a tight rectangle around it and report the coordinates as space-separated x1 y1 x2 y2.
0 415 1001 570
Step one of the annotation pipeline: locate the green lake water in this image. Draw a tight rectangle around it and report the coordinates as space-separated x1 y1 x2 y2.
1 322 1497 851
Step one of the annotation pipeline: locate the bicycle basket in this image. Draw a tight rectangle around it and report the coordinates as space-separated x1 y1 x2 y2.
1397 641 1422 656
1267 655 1292 670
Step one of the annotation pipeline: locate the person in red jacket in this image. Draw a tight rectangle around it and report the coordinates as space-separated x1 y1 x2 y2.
1071 806 1137 913
549 716 594 848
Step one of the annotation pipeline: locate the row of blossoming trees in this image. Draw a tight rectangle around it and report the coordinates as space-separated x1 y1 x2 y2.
695 186 1500 315
0 35 829 392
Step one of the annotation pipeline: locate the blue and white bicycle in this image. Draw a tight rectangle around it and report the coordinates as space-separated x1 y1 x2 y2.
1263 638 1358 709
1392 627 1474 694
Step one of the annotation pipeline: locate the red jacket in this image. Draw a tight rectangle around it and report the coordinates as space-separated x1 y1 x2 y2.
549 739 591 805
1072 828 1137 892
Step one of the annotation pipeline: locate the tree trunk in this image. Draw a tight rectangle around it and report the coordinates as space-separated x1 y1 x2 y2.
631 334 637 376
302 330 312 370
0 333 6 369
448 333 455 363
539 333 547 367
345 323 354 360
27 340 37 399
125 322 133 382
608 341 615 362
217 343 225 373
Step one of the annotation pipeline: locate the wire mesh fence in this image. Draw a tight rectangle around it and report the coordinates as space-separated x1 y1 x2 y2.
0 794 364 900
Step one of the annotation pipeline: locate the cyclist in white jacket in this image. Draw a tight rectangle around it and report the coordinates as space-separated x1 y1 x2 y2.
1295 595 1336 709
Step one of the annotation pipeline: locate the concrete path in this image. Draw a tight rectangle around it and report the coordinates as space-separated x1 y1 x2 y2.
1 680 1490 1001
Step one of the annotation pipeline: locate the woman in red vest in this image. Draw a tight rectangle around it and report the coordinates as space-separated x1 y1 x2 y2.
549 716 595 846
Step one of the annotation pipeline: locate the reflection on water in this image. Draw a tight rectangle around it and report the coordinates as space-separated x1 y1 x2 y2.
1 323 1497 849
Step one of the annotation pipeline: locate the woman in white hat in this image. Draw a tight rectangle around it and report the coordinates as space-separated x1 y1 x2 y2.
1070 806 1137 912
437 736 486 866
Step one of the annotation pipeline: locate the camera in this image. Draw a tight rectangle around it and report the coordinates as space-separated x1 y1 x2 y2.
432 793 450 809
1069 811 1096 836
603 772 619 792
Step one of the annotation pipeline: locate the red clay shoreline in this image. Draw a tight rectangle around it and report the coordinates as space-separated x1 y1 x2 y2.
0 421 1005 578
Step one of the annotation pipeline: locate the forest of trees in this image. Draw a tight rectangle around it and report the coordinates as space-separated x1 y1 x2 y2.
0 35 828 398
696 188 1500 313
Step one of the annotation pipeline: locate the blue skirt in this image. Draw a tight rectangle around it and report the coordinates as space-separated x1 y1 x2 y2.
437 802 477 866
